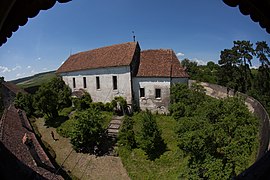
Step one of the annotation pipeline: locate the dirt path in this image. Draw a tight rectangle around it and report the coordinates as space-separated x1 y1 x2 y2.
34 118 130 180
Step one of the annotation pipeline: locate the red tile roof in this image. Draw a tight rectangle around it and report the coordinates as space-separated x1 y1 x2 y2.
57 42 138 73
137 49 189 78
2 82 27 94
0 105 63 179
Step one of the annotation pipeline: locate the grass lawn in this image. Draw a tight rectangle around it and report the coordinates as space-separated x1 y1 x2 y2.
118 113 188 180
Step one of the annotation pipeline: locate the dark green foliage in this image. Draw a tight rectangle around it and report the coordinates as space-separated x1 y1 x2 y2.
176 97 259 179
112 96 128 115
181 59 219 83
34 77 71 119
118 116 136 150
70 108 104 151
73 92 92 110
14 92 35 116
138 110 166 160
170 83 206 118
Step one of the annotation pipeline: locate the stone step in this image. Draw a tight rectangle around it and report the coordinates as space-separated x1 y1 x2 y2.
107 129 119 133
110 119 122 124
108 123 120 129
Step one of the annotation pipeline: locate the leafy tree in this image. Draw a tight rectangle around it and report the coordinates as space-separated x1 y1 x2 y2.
177 97 259 179
70 108 104 152
73 92 92 110
255 41 270 67
170 83 206 118
111 96 128 115
34 77 71 119
181 58 198 78
218 48 241 92
14 92 34 116
232 40 254 93
118 116 136 150
138 110 166 160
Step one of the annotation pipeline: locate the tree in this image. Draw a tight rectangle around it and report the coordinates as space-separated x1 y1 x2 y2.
138 110 166 160
34 77 71 119
170 83 206 118
73 92 92 110
181 58 198 78
255 41 270 67
177 97 258 179
70 108 104 152
118 116 136 150
14 92 34 116
232 40 254 93
218 48 241 91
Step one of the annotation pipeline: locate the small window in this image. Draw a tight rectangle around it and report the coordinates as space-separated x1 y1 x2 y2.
96 76 100 89
113 76 117 90
73 78 76 88
155 89 161 99
83 77 87 88
140 88 145 97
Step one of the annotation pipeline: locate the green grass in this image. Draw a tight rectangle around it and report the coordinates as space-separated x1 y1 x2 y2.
16 71 56 89
119 113 188 180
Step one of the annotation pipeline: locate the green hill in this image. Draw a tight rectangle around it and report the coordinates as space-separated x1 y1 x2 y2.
11 71 57 92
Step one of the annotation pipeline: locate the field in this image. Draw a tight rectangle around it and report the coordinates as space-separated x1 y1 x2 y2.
13 71 56 89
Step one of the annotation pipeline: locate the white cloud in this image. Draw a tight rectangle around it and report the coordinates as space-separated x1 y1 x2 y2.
250 66 259 69
16 73 25 77
43 68 48 71
192 58 211 66
12 65 22 71
176 52 185 57
0 66 11 73
37 57 41 61
27 66 31 69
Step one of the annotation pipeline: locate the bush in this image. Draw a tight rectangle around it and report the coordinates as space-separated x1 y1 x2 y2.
138 110 166 160
118 116 136 150
70 108 104 152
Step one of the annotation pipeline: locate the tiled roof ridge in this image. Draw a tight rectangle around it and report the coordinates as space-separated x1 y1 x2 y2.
141 48 173 52
69 41 137 59
57 41 138 73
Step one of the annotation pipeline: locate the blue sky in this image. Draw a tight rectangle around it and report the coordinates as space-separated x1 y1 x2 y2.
0 0 269 81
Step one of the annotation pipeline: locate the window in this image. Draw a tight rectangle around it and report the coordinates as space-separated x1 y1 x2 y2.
140 88 145 97
96 76 100 89
83 77 87 88
73 78 76 88
113 76 117 90
155 88 161 99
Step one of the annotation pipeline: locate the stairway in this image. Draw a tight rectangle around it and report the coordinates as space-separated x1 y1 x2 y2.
107 116 123 138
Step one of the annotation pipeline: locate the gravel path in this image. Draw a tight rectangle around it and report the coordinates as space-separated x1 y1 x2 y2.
34 118 130 180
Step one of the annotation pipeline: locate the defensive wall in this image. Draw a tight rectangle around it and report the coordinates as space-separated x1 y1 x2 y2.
189 80 270 161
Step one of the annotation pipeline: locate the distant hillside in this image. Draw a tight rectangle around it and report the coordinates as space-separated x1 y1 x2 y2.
11 71 57 91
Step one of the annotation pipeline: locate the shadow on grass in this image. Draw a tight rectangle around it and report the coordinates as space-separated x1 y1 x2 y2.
76 133 118 157
45 115 69 128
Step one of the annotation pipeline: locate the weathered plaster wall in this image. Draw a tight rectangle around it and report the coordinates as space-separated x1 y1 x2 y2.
133 77 188 114
60 66 133 104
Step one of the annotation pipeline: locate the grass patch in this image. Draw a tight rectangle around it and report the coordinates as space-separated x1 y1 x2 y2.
119 113 188 179
101 111 113 129
16 72 56 89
